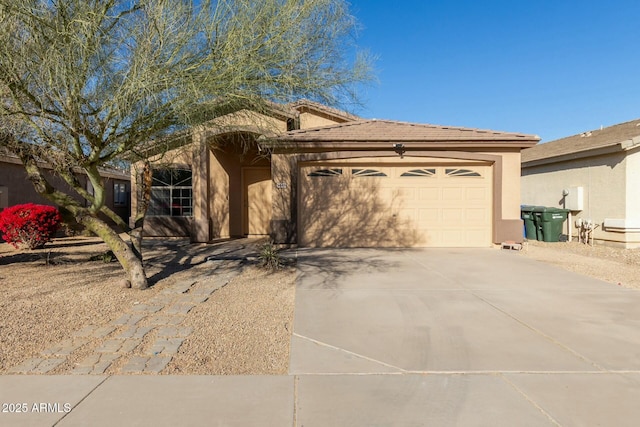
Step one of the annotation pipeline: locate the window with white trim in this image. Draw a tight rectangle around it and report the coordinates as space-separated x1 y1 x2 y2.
149 169 193 217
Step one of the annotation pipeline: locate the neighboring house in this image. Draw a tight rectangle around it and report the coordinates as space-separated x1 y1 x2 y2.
0 151 131 225
521 119 640 248
134 100 539 247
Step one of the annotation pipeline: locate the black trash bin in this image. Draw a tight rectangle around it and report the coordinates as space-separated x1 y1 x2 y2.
533 207 569 242
520 206 537 240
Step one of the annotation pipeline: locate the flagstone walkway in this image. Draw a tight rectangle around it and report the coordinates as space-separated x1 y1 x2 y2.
9 261 242 375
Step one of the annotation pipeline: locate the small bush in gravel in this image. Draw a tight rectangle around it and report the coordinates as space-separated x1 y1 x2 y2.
258 242 282 270
89 250 116 263
0 203 62 249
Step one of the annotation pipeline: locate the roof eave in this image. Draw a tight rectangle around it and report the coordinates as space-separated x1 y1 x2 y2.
522 142 625 168
267 138 539 149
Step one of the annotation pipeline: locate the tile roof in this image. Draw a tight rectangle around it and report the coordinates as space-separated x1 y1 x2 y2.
522 118 640 164
276 119 539 145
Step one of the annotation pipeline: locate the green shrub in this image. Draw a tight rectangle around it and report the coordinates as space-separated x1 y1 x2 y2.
258 241 282 270
89 250 116 263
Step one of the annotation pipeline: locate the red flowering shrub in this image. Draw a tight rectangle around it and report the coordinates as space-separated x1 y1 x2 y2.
0 203 62 249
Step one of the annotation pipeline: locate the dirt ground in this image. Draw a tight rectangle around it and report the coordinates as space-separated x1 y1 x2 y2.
1 236 638 375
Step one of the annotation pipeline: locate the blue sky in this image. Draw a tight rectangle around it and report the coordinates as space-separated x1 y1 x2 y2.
348 1 640 142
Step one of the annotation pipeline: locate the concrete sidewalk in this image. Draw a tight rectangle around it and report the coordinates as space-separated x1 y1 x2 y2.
2 248 640 426
3 372 640 426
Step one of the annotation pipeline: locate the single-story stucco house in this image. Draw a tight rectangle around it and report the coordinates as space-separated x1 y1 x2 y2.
134 100 539 247
521 119 640 248
0 150 131 224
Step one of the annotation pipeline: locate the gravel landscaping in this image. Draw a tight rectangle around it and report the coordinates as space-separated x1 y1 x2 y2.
519 240 640 289
0 237 296 375
1 236 638 375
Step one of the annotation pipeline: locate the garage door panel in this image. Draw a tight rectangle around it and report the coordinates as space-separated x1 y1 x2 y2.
441 230 465 246
377 188 396 201
466 187 488 201
418 187 439 201
395 187 416 200
466 229 491 246
418 208 439 222
465 208 488 222
442 187 465 201
300 163 492 248
442 208 464 222
352 179 387 190
397 208 417 222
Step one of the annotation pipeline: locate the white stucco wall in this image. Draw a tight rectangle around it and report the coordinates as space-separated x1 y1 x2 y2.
625 149 640 221
521 151 631 245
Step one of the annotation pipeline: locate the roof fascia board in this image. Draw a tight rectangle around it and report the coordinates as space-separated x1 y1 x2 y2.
522 143 624 168
266 140 539 150
289 100 358 122
0 154 23 165
620 136 640 150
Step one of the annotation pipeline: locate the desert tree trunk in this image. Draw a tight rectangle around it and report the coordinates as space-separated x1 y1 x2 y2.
18 149 148 289
130 160 153 262
80 214 147 289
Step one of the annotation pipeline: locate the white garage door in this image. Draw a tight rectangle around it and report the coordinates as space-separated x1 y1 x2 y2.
299 163 493 247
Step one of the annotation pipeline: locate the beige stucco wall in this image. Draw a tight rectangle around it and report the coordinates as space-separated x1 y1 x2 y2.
206 146 229 239
211 110 288 135
521 151 630 244
496 151 523 220
271 153 293 221
299 112 344 129
191 136 210 242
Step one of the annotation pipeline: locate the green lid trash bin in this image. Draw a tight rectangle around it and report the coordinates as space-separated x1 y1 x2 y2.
531 206 545 240
532 207 569 242
520 206 538 240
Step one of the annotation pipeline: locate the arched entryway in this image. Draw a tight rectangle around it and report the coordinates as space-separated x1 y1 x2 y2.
207 132 272 239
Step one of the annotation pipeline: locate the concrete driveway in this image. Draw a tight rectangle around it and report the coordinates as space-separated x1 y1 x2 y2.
290 248 640 426
3 247 640 426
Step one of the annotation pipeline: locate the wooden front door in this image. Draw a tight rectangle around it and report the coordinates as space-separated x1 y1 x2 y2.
243 167 272 236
